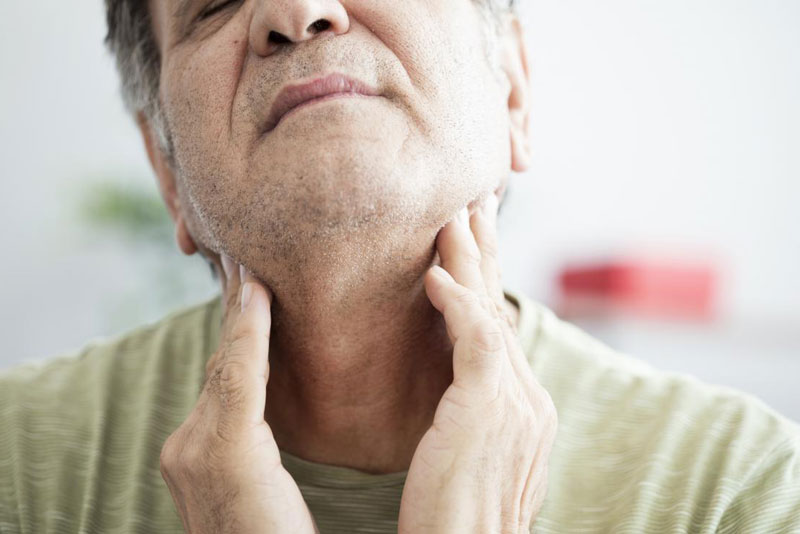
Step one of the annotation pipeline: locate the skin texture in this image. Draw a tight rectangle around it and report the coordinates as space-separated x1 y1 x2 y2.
142 0 548 529
160 201 556 533
160 259 320 534
143 0 532 475
398 198 557 533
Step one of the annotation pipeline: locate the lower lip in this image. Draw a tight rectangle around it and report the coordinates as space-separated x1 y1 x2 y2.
276 92 378 128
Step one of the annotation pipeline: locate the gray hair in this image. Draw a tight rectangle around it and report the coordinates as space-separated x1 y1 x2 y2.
104 0 517 157
104 0 173 155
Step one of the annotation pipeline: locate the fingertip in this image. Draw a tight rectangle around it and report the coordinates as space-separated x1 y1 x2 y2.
424 266 453 311
239 276 274 319
239 269 274 306
241 282 255 313
430 265 455 283
221 254 236 279
264 286 273 307
457 206 470 227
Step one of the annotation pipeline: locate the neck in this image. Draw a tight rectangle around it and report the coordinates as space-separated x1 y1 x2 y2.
259 230 453 474
222 227 517 475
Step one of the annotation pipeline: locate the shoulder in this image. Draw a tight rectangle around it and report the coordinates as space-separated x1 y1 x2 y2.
717 433 800 533
0 295 222 533
506 288 800 532
0 294 221 415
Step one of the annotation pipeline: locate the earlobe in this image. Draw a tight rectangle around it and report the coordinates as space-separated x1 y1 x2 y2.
500 16 532 173
176 216 199 256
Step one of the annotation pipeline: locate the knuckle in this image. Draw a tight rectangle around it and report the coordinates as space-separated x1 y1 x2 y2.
469 320 505 354
225 289 238 311
454 288 480 307
159 418 235 487
510 381 531 413
478 294 500 317
213 416 241 446
477 235 499 259
204 350 221 378
159 436 178 472
209 358 247 393
229 319 259 346
160 429 194 477
536 388 559 432
462 247 483 266
205 359 250 406
217 359 249 387
540 388 556 418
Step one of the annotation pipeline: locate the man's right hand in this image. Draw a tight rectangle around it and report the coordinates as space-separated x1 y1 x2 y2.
159 254 318 534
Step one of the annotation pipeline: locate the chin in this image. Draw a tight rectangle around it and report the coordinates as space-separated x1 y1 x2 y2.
269 96 403 141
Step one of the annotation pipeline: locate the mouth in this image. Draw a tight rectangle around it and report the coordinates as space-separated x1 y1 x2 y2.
264 72 381 132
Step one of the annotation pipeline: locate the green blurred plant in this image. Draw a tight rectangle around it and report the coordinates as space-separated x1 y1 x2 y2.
76 180 174 245
73 178 217 333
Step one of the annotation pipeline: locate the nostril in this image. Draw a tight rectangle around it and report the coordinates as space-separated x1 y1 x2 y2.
309 19 331 33
269 31 291 44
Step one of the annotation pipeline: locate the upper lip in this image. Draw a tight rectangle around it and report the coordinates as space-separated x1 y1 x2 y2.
264 72 380 132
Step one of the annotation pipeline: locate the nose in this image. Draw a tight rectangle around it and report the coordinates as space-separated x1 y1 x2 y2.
249 0 350 56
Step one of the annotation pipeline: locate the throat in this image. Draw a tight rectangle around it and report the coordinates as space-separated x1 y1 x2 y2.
263 280 455 473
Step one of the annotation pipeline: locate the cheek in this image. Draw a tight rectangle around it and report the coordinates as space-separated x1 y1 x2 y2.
162 25 249 167
160 25 251 251
388 1 509 173
382 0 502 126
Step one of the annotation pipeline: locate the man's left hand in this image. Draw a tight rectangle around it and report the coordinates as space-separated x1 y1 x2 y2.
398 194 558 533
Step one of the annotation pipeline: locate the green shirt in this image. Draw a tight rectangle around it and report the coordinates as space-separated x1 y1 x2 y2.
1 289 798 533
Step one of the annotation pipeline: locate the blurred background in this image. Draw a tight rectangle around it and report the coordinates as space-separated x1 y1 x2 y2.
0 1 797 421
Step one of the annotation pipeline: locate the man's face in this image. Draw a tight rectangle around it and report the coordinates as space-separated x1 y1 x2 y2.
148 0 519 274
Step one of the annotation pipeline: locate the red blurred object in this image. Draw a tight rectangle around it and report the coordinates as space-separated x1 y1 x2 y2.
557 259 717 321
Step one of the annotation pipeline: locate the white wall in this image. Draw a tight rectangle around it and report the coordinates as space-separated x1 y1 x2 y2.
0 1 217 366
1 1 798 418
509 0 800 318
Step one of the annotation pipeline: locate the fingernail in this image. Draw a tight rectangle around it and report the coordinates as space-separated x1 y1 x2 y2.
221 254 235 278
457 207 469 226
239 264 246 282
241 282 254 312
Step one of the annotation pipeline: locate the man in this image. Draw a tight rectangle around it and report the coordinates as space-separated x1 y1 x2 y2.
1 0 798 532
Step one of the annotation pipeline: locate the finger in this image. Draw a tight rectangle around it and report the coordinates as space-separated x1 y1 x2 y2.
436 206 491 303
220 253 241 300
471 193 505 306
207 254 244 378
219 254 244 325
204 270 273 434
425 265 508 395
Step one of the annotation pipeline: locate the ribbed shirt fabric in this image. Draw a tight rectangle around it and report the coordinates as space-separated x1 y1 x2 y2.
1 289 798 533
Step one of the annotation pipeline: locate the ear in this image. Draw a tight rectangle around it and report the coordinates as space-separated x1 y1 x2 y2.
136 112 198 256
498 15 532 172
